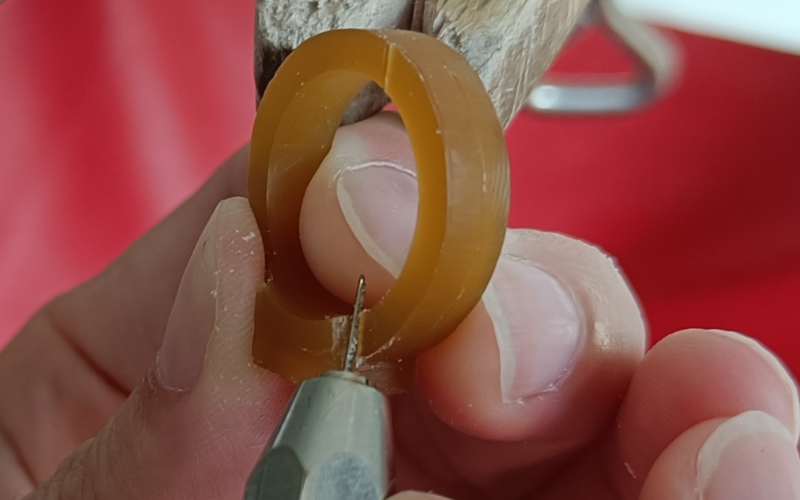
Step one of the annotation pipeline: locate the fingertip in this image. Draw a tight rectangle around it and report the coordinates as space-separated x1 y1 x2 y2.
193 196 294 420
614 328 800 498
640 411 800 500
706 329 800 439
419 229 646 447
623 328 799 443
417 303 518 440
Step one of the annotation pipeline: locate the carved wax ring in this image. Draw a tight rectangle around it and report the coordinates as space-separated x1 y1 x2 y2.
248 29 510 393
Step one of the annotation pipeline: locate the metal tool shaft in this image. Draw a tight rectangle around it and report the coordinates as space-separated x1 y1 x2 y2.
244 276 390 500
344 275 366 372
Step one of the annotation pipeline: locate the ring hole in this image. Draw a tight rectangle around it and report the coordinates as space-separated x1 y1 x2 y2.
299 109 419 309
264 71 373 319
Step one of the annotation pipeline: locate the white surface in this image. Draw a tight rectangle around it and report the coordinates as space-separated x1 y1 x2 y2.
615 0 800 54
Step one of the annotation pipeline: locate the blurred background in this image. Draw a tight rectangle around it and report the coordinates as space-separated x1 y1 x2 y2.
1 0 798 375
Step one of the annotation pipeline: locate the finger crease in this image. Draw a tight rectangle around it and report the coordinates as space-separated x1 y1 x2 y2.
0 419 37 489
43 310 131 397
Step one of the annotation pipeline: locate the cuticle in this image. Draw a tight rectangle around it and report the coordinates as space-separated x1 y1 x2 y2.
337 160 417 179
153 351 194 394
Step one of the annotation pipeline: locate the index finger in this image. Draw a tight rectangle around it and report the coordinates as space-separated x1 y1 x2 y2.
39 145 250 391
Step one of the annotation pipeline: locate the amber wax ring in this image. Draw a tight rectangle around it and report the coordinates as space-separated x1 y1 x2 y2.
248 29 509 392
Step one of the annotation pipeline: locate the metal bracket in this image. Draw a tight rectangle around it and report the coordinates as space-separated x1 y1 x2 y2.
526 0 679 115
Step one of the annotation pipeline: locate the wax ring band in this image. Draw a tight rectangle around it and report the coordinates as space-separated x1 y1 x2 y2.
248 29 509 392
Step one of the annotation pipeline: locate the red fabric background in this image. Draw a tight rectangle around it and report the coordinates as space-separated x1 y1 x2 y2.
1 1 799 376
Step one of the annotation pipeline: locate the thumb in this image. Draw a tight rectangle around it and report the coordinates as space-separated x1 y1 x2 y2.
27 197 293 499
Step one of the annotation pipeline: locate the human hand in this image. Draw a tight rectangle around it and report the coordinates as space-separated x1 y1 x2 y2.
1 113 798 500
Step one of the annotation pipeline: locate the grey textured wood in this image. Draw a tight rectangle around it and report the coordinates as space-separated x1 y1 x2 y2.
255 0 591 126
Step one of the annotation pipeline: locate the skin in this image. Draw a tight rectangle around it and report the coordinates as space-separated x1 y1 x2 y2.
0 113 798 500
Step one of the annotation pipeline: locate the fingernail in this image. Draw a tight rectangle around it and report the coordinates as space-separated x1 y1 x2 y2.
156 202 224 391
698 411 800 500
336 161 418 276
484 254 584 402
709 329 800 440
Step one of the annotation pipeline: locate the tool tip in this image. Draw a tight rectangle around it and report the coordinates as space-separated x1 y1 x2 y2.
343 275 367 372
